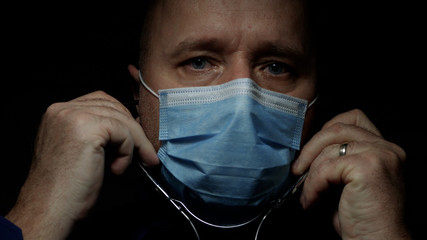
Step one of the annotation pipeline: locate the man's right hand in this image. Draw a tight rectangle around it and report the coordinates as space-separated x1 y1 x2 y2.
6 91 158 240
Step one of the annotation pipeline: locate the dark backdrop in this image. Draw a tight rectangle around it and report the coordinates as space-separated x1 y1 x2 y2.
1 1 425 239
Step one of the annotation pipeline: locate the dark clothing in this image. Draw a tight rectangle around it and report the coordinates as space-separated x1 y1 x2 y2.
0 216 23 240
65 163 341 240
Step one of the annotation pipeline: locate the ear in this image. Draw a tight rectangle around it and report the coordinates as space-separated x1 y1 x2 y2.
128 64 140 100
128 64 140 83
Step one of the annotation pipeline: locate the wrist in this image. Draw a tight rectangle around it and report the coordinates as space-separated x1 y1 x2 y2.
6 200 74 240
5 179 76 240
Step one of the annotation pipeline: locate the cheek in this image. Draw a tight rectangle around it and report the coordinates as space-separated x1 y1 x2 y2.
138 88 161 152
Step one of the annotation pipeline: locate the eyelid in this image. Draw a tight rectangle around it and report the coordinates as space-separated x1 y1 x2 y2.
259 60 293 74
182 56 218 69
175 55 224 85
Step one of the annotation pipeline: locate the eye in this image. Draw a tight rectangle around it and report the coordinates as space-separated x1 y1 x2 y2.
177 55 221 83
188 57 209 70
265 62 288 75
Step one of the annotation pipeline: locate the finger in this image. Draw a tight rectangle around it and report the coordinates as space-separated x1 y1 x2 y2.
109 126 159 173
293 122 381 175
109 127 135 175
96 106 159 166
73 90 118 102
72 91 133 116
292 109 382 175
66 114 136 175
70 92 160 166
78 105 159 166
306 142 365 177
92 115 156 174
300 152 352 209
321 109 381 137
300 140 405 209
133 129 159 166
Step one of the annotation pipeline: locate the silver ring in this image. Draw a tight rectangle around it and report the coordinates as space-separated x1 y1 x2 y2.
339 144 348 156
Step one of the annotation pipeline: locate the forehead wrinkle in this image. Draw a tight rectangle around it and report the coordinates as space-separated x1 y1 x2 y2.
170 37 235 58
147 0 310 61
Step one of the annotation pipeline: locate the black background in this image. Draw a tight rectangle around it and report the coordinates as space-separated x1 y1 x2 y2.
1 1 425 239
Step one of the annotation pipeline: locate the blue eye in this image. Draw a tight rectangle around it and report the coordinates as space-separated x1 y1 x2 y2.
267 62 287 75
190 57 208 70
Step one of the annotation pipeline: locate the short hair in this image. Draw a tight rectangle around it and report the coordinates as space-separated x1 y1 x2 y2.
138 0 326 75
138 0 157 73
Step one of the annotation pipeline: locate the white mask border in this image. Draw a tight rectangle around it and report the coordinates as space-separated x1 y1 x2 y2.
139 70 318 108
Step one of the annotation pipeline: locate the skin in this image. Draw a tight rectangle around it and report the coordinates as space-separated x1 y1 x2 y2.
137 0 317 151
6 0 410 239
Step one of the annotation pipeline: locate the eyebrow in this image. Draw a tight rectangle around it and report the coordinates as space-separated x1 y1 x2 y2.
252 41 309 63
170 38 226 58
170 38 309 63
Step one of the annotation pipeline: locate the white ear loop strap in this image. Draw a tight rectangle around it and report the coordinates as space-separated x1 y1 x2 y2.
139 71 159 98
308 95 318 109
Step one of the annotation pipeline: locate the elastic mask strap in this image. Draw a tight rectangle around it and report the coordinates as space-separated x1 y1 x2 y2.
139 71 159 99
308 95 318 109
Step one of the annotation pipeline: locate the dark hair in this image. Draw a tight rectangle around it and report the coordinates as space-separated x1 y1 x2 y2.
138 0 157 73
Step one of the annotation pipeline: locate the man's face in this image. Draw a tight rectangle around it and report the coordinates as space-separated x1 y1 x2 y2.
138 0 317 151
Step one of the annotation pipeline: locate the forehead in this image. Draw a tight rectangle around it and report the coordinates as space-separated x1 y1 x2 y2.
147 0 309 52
156 0 304 13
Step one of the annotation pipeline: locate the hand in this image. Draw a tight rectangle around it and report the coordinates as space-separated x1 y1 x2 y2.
6 91 159 240
292 109 411 240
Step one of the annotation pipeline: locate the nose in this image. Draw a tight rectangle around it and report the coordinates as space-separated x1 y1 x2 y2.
218 54 252 84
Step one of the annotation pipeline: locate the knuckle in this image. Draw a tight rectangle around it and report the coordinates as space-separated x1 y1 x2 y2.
68 111 97 130
91 90 108 98
345 141 360 155
398 147 407 162
349 108 366 117
358 148 402 174
382 148 400 163
45 102 65 117
310 151 334 178
90 91 120 105
44 103 76 126
322 143 338 157
83 92 131 117
390 142 407 162
309 158 333 186
361 151 383 168
327 122 347 135
343 153 380 182
307 144 333 171
48 105 93 131
312 159 328 176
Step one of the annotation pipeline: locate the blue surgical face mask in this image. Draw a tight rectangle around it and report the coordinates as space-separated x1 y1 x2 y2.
139 73 316 227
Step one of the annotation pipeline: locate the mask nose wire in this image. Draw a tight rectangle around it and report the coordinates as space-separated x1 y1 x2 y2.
139 71 160 99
